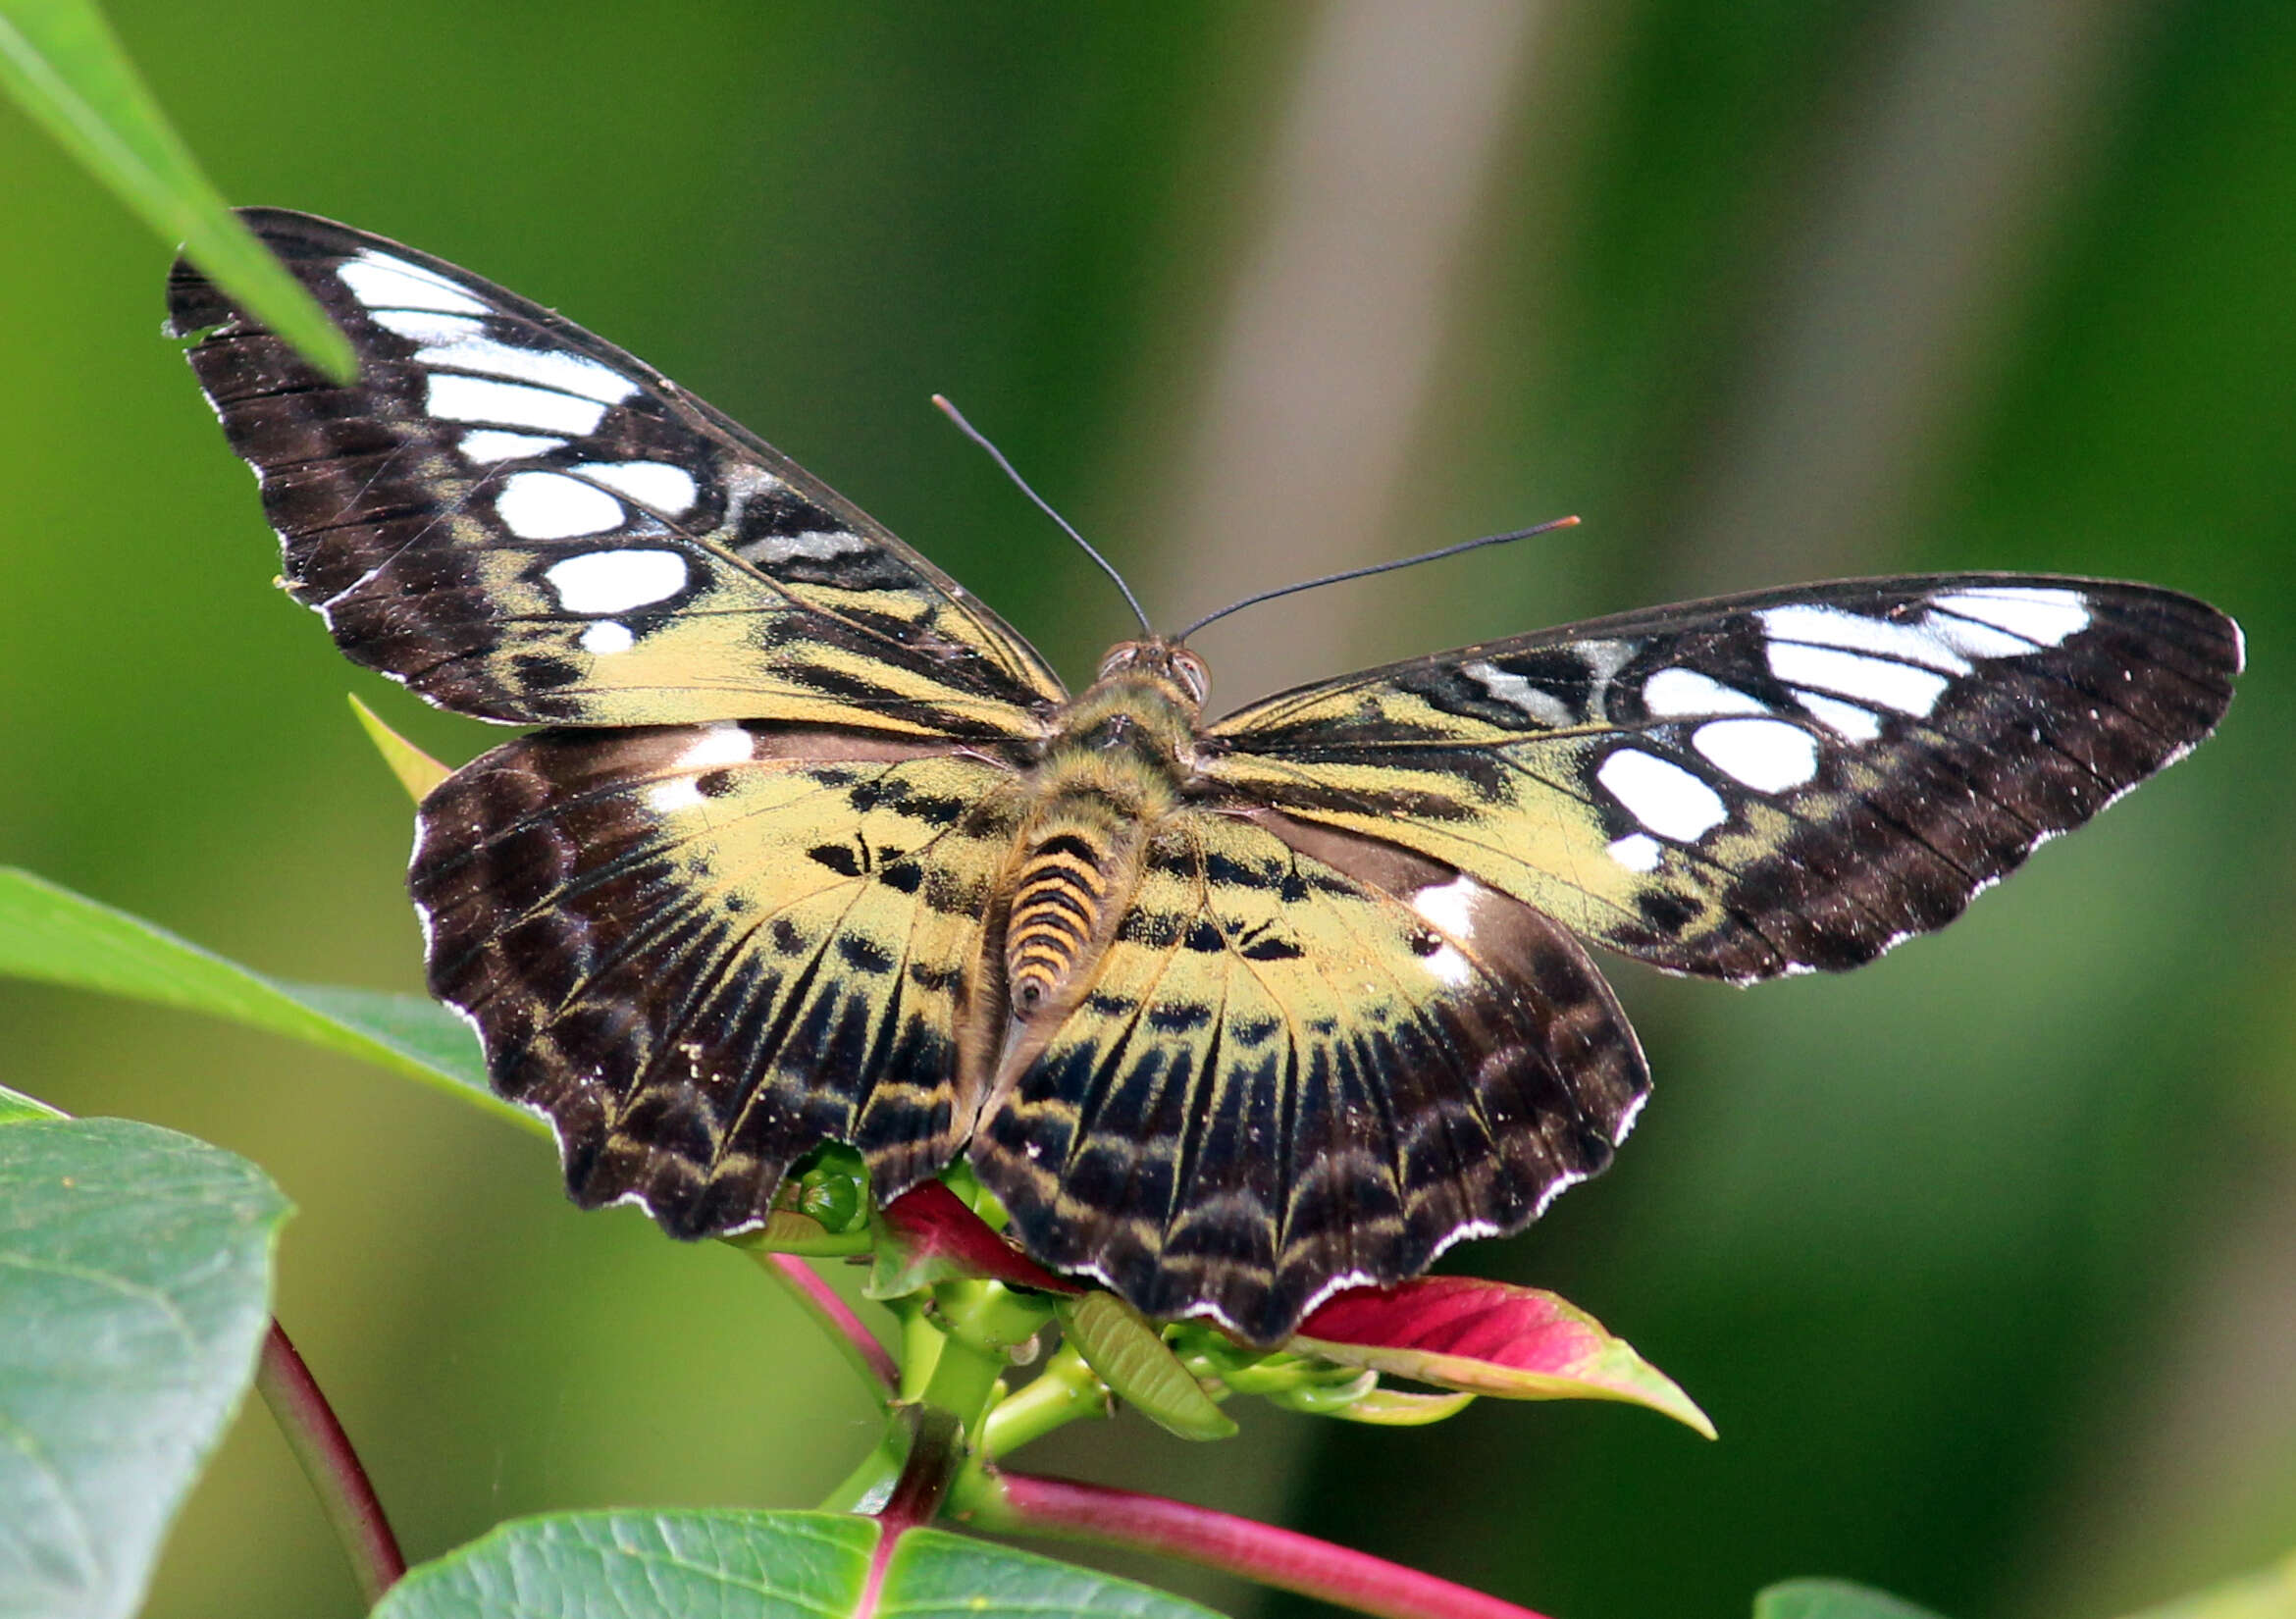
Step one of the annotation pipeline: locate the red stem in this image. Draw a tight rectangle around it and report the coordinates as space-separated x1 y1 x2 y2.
255 1319 406 1604
858 1407 965 1619
976 1472 1552 1619
759 1252 901 1392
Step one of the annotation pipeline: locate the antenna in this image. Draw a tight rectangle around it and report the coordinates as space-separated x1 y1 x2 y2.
1174 515 1581 643
932 394 1153 637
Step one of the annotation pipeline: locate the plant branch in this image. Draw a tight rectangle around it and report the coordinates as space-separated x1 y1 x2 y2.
749 1250 899 1396
958 1470 1552 1619
880 1405 965 1531
890 1296 944 1402
918 1280 1050 1439
978 1341 1108 1458
255 1318 405 1606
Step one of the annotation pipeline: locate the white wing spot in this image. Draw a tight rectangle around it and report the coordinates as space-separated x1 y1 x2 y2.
1409 873 1483 937
427 374 607 436
641 726 751 814
1423 943 1474 988
1596 749 1727 841
1930 587 2090 647
1767 642 1950 716
1694 717 1820 790
413 333 638 405
497 471 625 541
1644 666 1769 717
1916 614 2033 660
756 529 872 564
575 460 699 515
543 548 689 614
459 430 564 464
368 309 486 345
1574 638 1638 685
645 779 705 814
1758 602 1974 674
339 252 488 314
579 620 634 655
1607 832 1664 871
674 722 756 769
1792 690 1884 742
1464 661 1574 727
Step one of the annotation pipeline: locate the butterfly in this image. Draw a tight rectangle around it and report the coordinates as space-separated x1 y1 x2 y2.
167 210 2242 1346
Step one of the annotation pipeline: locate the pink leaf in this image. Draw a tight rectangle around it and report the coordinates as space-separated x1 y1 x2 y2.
1291 1276 1714 1437
871 1180 1082 1298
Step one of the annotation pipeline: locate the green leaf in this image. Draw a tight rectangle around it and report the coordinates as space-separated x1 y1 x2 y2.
1055 1293 1235 1441
1312 1384 1476 1426
0 1118 290 1619
371 1509 1221 1619
0 0 353 379
347 695 451 802
0 867 528 1133
881 1526 1223 1617
0 1084 66 1124
1753 1579 1953 1619
2115 1553 2296 1619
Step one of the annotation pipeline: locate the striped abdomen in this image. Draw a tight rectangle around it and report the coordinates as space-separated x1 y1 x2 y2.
1005 831 1112 1015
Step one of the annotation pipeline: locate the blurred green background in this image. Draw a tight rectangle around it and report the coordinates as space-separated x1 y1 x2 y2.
3 3 2291 1616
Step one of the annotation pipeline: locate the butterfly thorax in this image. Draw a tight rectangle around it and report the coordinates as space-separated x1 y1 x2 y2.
997 641 1210 1021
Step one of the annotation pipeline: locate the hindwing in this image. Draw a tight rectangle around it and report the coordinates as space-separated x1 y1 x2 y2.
1208 576 2241 983
166 210 1065 743
968 809 1647 1345
414 726 1020 1232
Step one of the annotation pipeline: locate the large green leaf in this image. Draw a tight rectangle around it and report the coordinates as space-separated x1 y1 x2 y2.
372 1510 1221 1619
0 867 524 1132
0 0 352 378
1754 1580 1952 1619
0 1118 289 1619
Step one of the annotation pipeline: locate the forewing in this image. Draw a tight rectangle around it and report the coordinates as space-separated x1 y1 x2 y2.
1208 576 2240 981
968 810 1647 1345
168 209 1064 742
414 727 1020 1233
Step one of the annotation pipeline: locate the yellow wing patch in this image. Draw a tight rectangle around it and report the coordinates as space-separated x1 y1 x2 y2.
414 725 1022 1232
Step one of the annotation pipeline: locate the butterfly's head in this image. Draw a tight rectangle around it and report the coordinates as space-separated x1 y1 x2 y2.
1047 637 1212 787
1093 638 1210 711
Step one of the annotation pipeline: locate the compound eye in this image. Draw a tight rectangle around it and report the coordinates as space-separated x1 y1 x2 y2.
1171 648 1211 705
1096 644 1141 680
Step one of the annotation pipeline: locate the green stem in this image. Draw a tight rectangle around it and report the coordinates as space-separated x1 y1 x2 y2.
916 1321 1009 1438
891 1295 944 1403
826 1280 1048 1513
922 1281 1051 1430
979 1342 1108 1459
